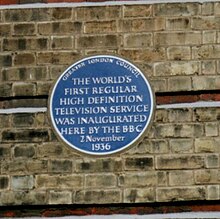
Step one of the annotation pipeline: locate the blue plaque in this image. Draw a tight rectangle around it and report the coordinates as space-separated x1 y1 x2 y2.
49 55 154 155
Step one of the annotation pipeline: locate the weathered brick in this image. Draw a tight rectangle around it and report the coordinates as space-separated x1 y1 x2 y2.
195 169 218 184
206 154 219 168
0 176 9 190
170 139 194 154
119 172 157 187
13 144 35 158
0 83 12 97
195 138 219 153
4 9 50 22
0 145 11 159
75 190 121 204
201 60 216 75
37 51 81 65
202 2 214 15
119 18 165 32
76 158 122 173
76 35 118 49
12 114 35 127
192 76 219 90
124 33 153 48
49 191 72 205
167 46 191 60
168 109 192 122
76 6 121 21
194 108 220 122
156 155 204 169
168 76 192 91
156 186 206 202
36 175 83 189
2 129 49 143
51 36 73 49
52 8 72 20
157 171 168 186
124 156 153 170
169 170 194 186
13 23 36 36
166 18 190 30
120 48 166 62
203 31 216 44
14 53 36 66
0 24 11 37
192 45 220 59
124 188 155 203
208 185 219 200
155 61 199 76
0 54 12 67
12 82 36 96
154 3 201 16
0 114 10 128
150 78 167 92
153 124 175 138
0 191 46 205
37 82 52 96
155 32 201 46
215 2 220 15
11 175 34 190
84 20 117 34
3 38 48 51
205 122 218 137
38 22 82 35
85 174 117 188
123 5 152 17
192 17 220 30
49 160 72 173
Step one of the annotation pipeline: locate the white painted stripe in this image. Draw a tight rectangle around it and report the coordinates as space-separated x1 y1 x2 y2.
17 212 220 219
0 101 219 114
0 0 220 9
0 107 47 114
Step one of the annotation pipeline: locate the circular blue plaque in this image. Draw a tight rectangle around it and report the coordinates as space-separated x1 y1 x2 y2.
49 55 154 155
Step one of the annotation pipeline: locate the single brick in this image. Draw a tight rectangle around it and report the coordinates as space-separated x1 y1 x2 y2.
14 53 36 66
154 61 199 76
156 155 205 169
12 114 35 127
150 78 167 92
0 54 12 67
124 157 153 170
194 169 218 184
0 176 9 190
154 3 201 16
84 20 117 34
192 17 220 30
0 24 11 37
85 174 117 188
52 8 72 20
49 191 72 205
11 175 34 190
123 33 153 48
193 108 220 122
192 45 220 59
12 82 36 96
195 138 218 153
203 31 216 44
168 108 192 122
206 154 219 168
155 32 201 46
49 160 72 173
13 23 36 36
170 139 194 153
75 190 121 204
76 6 121 21
124 188 155 203
37 82 52 96
123 5 152 17
0 145 11 159
76 35 118 49
166 17 190 30
13 144 35 158
169 170 194 186
0 83 12 97
167 46 191 60
192 76 218 90
202 2 214 15
119 172 157 187
51 36 73 49
201 60 216 75
156 186 206 202
208 185 219 200
36 175 83 189
205 122 219 137
168 76 192 91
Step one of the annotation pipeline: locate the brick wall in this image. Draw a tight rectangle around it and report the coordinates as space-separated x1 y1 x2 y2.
0 2 220 206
